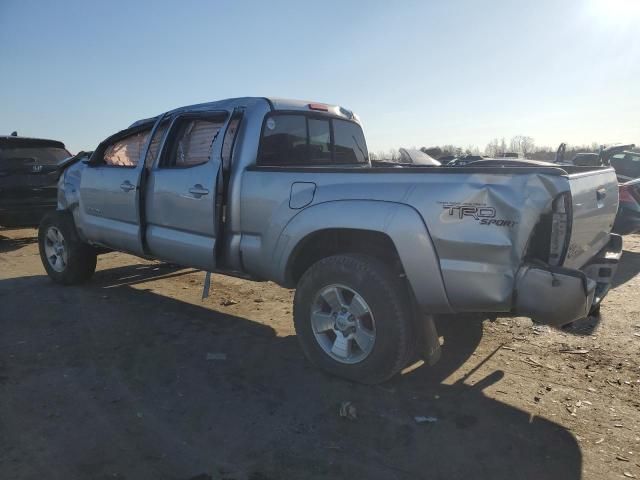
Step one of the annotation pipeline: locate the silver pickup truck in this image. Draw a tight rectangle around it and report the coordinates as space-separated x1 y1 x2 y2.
39 97 622 383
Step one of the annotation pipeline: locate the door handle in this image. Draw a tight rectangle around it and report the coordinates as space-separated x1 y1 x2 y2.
120 181 135 192
596 187 607 208
188 184 209 197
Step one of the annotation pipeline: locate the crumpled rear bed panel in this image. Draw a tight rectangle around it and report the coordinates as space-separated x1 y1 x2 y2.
407 172 567 312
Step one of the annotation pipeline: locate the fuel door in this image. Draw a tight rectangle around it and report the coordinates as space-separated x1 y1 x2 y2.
289 182 316 209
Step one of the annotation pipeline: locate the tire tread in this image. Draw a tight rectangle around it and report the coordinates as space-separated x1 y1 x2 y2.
293 254 415 384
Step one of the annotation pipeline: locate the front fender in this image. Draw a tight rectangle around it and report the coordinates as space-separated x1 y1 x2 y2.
56 160 88 241
272 200 453 314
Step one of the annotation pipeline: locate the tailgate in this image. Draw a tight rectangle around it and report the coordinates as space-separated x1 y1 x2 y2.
563 168 619 269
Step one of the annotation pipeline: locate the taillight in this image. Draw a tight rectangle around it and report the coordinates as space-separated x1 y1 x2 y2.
549 192 572 266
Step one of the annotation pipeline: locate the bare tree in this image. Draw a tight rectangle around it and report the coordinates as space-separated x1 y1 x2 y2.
485 138 500 157
509 137 520 155
465 144 480 155
499 138 507 156
510 135 535 158
520 137 535 158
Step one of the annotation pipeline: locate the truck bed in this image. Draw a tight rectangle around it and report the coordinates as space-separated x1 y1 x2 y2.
243 163 619 313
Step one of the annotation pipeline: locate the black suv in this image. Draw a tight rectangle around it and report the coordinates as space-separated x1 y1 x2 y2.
0 134 71 227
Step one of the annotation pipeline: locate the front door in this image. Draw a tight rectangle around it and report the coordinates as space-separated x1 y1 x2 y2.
143 113 227 271
78 126 151 255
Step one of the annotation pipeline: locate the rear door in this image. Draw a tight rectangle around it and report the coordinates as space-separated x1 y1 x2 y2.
78 126 151 255
143 112 227 270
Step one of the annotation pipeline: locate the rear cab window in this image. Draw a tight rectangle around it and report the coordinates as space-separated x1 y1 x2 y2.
258 113 368 166
333 119 368 164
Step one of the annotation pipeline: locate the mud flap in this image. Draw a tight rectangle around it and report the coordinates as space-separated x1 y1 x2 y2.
202 271 211 300
515 264 596 327
581 233 623 307
420 314 442 366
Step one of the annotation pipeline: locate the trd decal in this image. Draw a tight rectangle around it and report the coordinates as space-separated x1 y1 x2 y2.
439 202 518 227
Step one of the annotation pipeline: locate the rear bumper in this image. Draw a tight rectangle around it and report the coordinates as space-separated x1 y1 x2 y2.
514 234 622 326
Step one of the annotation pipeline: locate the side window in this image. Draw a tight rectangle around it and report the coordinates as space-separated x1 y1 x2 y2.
164 119 223 168
333 119 368 164
103 130 151 167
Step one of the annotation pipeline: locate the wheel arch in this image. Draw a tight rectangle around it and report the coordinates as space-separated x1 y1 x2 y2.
276 200 453 313
286 228 402 285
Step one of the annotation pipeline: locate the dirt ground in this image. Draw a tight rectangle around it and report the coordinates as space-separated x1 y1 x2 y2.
1 227 639 480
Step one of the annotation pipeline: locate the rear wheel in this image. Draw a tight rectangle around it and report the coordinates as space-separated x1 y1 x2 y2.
38 211 97 285
293 254 415 384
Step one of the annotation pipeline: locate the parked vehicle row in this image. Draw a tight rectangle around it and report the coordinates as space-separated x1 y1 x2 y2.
34 97 622 383
555 143 640 235
0 134 71 226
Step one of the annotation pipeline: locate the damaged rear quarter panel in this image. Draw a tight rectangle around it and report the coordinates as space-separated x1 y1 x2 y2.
407 172 567 312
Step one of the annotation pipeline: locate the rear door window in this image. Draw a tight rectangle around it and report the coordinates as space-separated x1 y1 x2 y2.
161 118 224 168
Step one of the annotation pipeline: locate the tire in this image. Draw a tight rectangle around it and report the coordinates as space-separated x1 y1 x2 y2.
293 254 415 384
38 211 97 285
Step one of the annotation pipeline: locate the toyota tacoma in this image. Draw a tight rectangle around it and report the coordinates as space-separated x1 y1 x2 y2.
39 97 622 383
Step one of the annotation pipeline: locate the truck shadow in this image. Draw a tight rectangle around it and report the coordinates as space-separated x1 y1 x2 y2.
0 265 581 480
0 232 38 253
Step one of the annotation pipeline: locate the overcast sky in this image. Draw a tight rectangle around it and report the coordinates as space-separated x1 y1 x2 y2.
1 0 638 154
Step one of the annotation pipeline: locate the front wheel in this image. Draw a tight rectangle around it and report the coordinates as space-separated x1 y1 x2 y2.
293 254 416 384
38 211 97 285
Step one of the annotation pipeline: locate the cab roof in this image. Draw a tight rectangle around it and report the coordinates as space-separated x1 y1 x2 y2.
130 97 357 128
